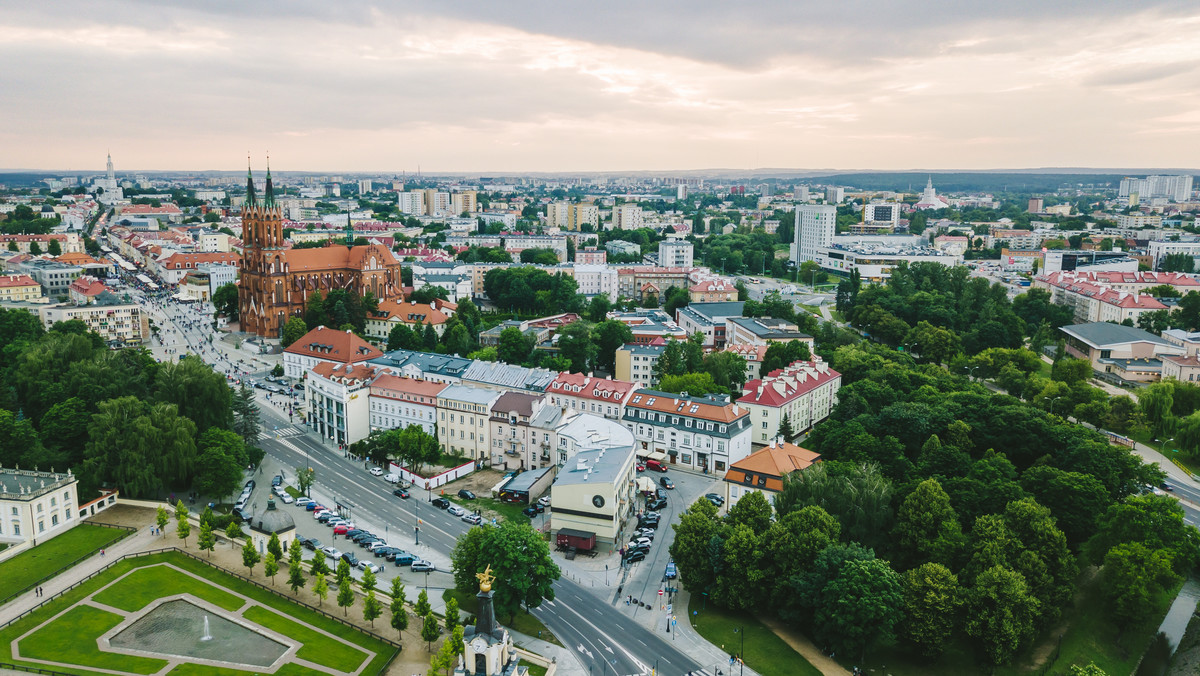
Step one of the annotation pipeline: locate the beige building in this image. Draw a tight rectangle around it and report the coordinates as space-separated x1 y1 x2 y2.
721 441 820 510
306 362 378 446
451 191 478 215
437 385 501 461
544 372 639 421
1162 355 1200 383
39 300 149 345
1060 322 1184 383
0 274 41 302
0 466 79 546
567 203 599 231
549 443 638 548
611 203 642 230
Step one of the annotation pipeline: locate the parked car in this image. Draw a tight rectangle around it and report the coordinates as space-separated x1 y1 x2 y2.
305 538 322 551
462 513 483 525
333 524 350 535
647 497 667 511
522 506 540 518
629 536 653 549
295 497 312 506
704 493 725 507
659 477 674 489
359 561 382 574
458 489 476 500
340 552 359 567
624 550 647 564
393 488 410 499
316 512 335 523
344 529 365 540
626 543 651 555
636 463 646 472
384 473 401 484
447 505 466 517
350 532 376 544
360 538 385 549
373 546 399 558
393 551 417 566
272 474 283 486
305 502 322 511
411 560 435 572
634 528 656 540
537 496 551 508
244 479 256 491
369 467 383 476
233 508 252 522
432 497 450 509
322 546 342 560
279 494 294 504
665 560 678 579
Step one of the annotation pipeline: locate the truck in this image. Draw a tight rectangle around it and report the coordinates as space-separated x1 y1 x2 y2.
555 528 597 559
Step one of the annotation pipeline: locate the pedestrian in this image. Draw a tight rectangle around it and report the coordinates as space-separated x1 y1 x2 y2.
100 549 105 557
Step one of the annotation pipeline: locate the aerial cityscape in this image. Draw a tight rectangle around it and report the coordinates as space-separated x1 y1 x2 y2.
2 3 1200 676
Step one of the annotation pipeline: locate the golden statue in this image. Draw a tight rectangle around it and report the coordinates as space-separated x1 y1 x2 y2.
476 564 495 593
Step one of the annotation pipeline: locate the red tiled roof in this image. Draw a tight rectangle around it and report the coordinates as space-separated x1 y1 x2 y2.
724 441 821 492
372 300 450 326
68 276 107 297
369 374 448 400
122 204 182 215
0 274 38 288
626 389 746 423
285 326 384 363
311 361 378 382
160 252 241 269
548 372 639 404
738 359 841 407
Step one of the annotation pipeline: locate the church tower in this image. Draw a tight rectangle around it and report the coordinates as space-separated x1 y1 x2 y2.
238 159 288 337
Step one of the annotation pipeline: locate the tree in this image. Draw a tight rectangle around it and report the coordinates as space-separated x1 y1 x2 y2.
267 532 283 562
904 321 960 364
28 241 41 255
264 552 279 585
82 397 198 499
363 586 383 627
448 520 560 622
1020 465 1110 547
288 540 307 593
519 247 559 265
194 428 246 502
728 490 773 535
592 320 633 373
154 357 233 433
774 462 894 553
212 283 239 320
585 295 612 322
658 372 721 396
1139 381 1176 438
397 425 441 475
310 552 331 578
1101 542 1181 625
964 565 1040 666
901 562 962 658
415 589 432 618
702 351 748 393
388 324 422 352
175 500 191 547
314 573 329 606
198 521 216 556
156 505 170 535
556 321 596 373
280 316 309 347
759 340 812 377
777 413 795 441
47 238 61 256
242 537 261 576
668 499 723 594
226 519 243 545
1087 494 1200 575
814 558 904 662
296 466 315 497
430 626 464 676
450 526 489 592
892 478 964 569
389 577 409 639
337 576 356 616
444 596 459 633
421 611 440 651
231 383 261 443
497 326 535 365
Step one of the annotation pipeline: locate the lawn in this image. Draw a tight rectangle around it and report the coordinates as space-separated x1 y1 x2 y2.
447 493 531 524
0 552 398 676
244 605 371 672
93 565 244 612
445 588 561 647
687 597 822 676
169 663 331 676
19 604 168 674
0 523 128 600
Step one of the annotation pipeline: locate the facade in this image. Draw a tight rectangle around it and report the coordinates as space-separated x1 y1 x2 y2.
657 239 694 268
67 275 108 305
368 349 472 384
461 360 557 394
238 166 404 337
676 301 744 349
721 441 820 510
1162 355 1200 383
572 264 618 300
1034 271 1175 325
575 248 606 265
544 372 639 421
368 374 446 436
151 251 241 285
622 390 753 474
306 362 378 446
489 392 544 469
611 203 643 230
724 343 769 381
1060 322 1184 382
567 203 599 231
39 299 149 345
19 260 83 297
616 267 693 303
0 466 78 546
813 237 961 282
614 341 667 388
1119 175 1194 202
363 298 455 344
283 325 384 379
792 205 837 266
737 359 842 445
549 443 638 547
437 385 502 461
689 279 738 303
1114 213 1163 229
605 240 641 258
0 233 81 255
0 274 41 302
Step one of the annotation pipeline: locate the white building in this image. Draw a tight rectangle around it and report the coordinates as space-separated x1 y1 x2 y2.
546 201 570 229
1120 175 1194 202
737 359 842 445
368 374 446 436
306 362 378 446
0 467 79 546
573 264 618 300
621 390 753 474
862 203 900 227
657 239 694 268
549 442 638 547
358 179 373 194
544 372 639 421
437 385 502 461
398 191 426 216
825 187 844 204
792 205 837 266
283 326 384 380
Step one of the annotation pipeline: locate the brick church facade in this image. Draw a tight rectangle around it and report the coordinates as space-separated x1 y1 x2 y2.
238 165 405 337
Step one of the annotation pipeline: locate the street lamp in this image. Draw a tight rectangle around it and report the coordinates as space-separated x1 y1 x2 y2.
1049 395 1064 417
733 626 745 676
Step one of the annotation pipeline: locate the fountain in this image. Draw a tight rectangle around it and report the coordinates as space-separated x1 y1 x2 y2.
200 616 212 642
110 600 287 667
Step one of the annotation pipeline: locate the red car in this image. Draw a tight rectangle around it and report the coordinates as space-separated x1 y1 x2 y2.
636 463 646 472
333 524 349 535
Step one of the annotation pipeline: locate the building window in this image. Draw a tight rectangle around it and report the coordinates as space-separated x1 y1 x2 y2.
51 514 59 526
38 521 45 533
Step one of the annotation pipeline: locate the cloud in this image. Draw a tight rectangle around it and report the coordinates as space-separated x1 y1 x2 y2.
1 1 1199 171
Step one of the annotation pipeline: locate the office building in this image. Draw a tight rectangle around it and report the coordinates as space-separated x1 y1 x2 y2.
791 205 836 267
657 239 694 268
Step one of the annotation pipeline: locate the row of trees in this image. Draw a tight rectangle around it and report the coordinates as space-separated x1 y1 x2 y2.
672 337 1198 667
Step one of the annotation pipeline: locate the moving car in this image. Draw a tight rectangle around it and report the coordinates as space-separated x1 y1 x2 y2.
659 477 674 489
447 505 466 517
392 488 410 499
462 513 483 525
665 560 678 579
458 489 476 500
359 561 382 574
432 497 450 509
411 560 435 572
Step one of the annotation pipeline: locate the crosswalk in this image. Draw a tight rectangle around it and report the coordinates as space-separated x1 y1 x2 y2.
258 427 303 440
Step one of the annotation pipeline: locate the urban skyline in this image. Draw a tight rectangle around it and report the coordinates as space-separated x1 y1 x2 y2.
3 1 1200 172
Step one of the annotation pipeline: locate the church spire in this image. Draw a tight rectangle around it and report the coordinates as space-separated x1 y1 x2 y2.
345 209 354 246
264 153 276 208
246 153 257 208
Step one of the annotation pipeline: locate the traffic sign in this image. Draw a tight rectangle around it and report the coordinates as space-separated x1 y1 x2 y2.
658 589 663 596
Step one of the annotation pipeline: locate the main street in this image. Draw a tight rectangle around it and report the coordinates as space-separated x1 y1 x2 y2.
251 403 709 676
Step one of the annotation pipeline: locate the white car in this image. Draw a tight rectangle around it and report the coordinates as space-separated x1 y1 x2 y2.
537 496 551 508
279 494 294 504
447 505 466 517
322 546 342 560
295 497 312 506
462 513 483 525
628 537 653 549
358 561 382 574
384 473 401 484
369 467 383 477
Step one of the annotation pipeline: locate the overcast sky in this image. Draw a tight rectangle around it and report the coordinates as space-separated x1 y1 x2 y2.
4 1 1200 173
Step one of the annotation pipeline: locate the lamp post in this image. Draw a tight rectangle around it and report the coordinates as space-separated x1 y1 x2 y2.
734 626 745 676
1049 395 1064 417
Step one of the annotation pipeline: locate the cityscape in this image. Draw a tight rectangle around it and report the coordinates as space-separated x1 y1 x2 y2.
3 3 1200 676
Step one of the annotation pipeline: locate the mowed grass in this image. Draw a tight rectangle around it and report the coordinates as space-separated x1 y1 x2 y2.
169 662 331 676
0 524 127 599
19 604 168 674
92 565 243 612
244 605 370 672
0 552 397 675
688 596 823 676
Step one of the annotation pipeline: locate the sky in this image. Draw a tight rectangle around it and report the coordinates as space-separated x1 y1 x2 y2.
3 0 1200 173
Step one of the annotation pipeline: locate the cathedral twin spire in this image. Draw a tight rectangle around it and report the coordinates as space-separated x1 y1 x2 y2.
245 154 276 209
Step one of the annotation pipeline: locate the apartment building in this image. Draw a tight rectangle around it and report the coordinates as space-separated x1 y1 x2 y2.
737 359 842 445
0 274 41 302
306 362 378 446
283 326 384 379
622 390 752 474
676 301 744 348
437 385 501 461
39 300 149 345
368 374 446 436
489 392 544 470
614 341 667 388
544 372 639 421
